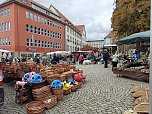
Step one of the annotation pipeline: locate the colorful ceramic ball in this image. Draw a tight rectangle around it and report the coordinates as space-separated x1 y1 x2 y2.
74 73 83 82
29 74 43 83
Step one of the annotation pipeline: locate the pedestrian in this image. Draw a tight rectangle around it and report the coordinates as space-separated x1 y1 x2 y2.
103 49 109 68
112 51 119 68
78 54 83 64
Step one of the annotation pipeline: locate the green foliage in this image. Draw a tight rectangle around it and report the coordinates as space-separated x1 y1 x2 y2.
111 0 150 42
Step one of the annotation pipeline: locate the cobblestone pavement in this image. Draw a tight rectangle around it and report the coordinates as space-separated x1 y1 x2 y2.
0 64 148 114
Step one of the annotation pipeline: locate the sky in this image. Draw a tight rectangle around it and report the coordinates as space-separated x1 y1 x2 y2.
0 0 114 40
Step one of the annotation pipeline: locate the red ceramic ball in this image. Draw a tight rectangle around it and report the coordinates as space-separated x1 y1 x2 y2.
74 73 83 82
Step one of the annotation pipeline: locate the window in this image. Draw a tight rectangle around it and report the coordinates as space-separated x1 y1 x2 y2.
34 26 37 34
2 23 4 32
60 34 62 39
38 40 41 47
44 19 47 24
45 41 47 47
2 10 4 16
30 39 33 46
26 11 29 18
58 43 60 48
27 38 30 46
42 41 44 47
47 30 50 37
35 40 37 47
41 18 44 23
8 22 10 31
67 27 69 32
38 27 41 34
4 23 7 31
7 8 10 16
34 15 37 21
30 13 33 20
50 31 52 37
47 20 50 25
4 9 7 16
0 24 1 32
57 33 60 38
44 29 47 36
56 43 58 48
51 42 52 48
30 25 33 33
38 16 41 22
52 32 55 38
26 24 30 32
48 42 50 48
41 29 44 35
55 32 57 38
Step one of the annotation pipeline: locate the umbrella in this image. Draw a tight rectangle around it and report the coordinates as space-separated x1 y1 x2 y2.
116 30 150 45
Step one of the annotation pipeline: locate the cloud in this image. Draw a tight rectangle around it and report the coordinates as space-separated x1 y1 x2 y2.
0 0 114 40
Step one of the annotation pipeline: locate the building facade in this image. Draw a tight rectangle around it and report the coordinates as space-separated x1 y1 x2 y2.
50 6 87 52
0 0 65 58
86 40 104 48
104 31 114 45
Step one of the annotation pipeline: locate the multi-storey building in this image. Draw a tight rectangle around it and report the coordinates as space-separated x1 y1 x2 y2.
0 0 65 58
50 5 87 52
86 40 104 49
75 25 87 48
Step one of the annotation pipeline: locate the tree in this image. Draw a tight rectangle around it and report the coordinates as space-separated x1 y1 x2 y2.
111 0 150 42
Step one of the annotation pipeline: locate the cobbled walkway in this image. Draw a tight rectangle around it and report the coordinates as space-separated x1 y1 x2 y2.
0 64 148 114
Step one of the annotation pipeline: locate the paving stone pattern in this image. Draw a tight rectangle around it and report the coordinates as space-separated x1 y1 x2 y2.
0 65 148 114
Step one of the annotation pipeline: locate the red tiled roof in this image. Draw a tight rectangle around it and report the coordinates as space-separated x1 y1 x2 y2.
104 31 114 39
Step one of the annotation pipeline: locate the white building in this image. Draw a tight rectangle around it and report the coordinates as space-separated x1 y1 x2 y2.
86 40 104 48
50 6 87 52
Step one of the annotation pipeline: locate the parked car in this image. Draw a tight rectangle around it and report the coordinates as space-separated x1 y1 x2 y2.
0 62 4 106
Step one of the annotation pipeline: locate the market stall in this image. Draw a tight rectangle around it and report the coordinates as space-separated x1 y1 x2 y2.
9 62 86 113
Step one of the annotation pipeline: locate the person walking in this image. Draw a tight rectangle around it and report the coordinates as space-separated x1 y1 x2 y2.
103 49 109 68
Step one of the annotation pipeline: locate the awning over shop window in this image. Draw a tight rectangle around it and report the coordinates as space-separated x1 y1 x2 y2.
116 30 150 45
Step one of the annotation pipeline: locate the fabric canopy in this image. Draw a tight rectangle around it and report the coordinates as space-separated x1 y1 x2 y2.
116 30 150 45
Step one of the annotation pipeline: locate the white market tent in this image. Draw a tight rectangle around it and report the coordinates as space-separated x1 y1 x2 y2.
47 51 71 55
0 49 11 53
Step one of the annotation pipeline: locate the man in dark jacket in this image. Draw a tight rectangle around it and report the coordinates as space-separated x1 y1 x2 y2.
103 49 109 68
